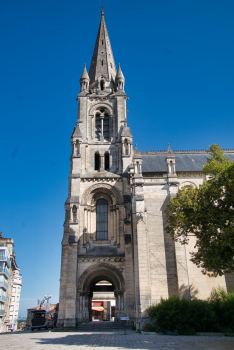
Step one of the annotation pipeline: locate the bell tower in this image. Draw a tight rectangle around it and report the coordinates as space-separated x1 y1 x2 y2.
58 9 134 328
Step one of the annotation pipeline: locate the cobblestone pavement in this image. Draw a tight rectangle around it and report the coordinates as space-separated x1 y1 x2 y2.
0 330 234 350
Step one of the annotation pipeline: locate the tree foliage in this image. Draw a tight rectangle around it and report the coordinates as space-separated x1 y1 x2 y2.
165 144 234 276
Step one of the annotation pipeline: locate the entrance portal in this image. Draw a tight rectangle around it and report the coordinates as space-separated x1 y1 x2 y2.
92 280 115 322
77 263 125 323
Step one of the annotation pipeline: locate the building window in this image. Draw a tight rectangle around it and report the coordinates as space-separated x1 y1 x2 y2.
95 114 101 140
105 152 109 171
96 199 108 240
11 296 15 302
95 152 100 171
103 114 109 140
10 306 14 311
100 80 104 90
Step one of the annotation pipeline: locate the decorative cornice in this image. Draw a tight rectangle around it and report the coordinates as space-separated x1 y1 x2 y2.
89 95 116 101
78 257 125 262
81 177 122 183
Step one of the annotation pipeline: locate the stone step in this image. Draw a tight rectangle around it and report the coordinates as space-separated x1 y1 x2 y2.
77 321 132 331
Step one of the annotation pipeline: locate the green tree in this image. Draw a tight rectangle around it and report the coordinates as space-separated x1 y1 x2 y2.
165 144 234 276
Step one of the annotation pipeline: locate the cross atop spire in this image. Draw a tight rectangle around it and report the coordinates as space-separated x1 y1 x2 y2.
101 2 104 16
89 10 116 86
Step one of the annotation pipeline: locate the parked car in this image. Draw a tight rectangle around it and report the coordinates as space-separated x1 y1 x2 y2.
31 310 53 331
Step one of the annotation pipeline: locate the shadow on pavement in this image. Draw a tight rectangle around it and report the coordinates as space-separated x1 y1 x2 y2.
34 333 159 349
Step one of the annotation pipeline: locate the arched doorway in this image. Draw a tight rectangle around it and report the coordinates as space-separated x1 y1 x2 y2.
77 263 125 323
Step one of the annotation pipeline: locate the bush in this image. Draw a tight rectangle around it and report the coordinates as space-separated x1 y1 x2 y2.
208 287 234 332
148 288 234 335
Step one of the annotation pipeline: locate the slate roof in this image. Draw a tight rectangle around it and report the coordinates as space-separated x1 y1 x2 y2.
142 153 234 173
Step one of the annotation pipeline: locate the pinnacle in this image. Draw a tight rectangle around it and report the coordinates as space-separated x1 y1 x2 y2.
167 143 174 156
116 63 124 80
80 64 89 81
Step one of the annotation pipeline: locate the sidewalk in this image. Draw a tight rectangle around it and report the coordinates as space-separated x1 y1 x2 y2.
0 329 233 350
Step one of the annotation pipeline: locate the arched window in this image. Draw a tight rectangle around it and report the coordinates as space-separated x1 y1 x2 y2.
95 110 109 141
136 161 140 174
105 152 109 171
95 114 101 140
124 139 128 155
96 199 108 240
103 114 109 140
72 205 77 222
100 80 105 90
95 152 100 171
75 140 79 156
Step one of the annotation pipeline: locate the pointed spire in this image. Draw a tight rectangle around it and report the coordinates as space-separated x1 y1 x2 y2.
133 144 142 159
166 143 175 159
71 123 82 139
167 143 174 155
89 10 116 85
80 64 89 81
116 63 125 80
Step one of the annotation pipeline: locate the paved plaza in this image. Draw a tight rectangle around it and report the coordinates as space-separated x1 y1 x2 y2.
0 330 234 350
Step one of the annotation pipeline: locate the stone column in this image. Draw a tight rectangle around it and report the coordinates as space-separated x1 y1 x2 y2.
113 209 116 242
118 147 122 171
84 208 87 245
116 208 120 245
100 155 104 172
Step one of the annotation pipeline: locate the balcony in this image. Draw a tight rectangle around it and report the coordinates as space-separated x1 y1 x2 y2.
0 309 4 316
0 279 8 290
0 251 11 267
0 295 6 302
0 267 10 279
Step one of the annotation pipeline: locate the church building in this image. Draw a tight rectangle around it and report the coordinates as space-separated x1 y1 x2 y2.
58 9 234 329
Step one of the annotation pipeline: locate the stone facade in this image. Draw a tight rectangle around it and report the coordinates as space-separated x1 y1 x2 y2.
58 10 234 329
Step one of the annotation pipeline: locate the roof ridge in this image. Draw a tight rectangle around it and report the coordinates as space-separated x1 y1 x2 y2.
139 148 234 155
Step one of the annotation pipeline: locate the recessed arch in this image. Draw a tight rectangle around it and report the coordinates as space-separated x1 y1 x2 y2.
77 263 125 293
89 102 113 117
179 181 197 189
81 183 122 206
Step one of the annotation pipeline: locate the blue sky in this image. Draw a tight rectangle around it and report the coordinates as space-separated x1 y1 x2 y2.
0 0 233 317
